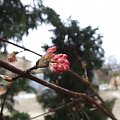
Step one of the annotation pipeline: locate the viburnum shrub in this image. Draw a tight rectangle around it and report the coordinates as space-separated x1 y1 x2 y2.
0 46 70 95
0 38 117 120
36 46 70 73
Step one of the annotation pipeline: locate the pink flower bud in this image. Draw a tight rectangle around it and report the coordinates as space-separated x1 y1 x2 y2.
7 53 17 62
36 46 70 73
64 59 70 65
64 65 69 71
62 54 68 59
47 46 57 54
49 63 58 72
49 53 70 73
57 64 64 71
57 58 65 63
56 54 63 58
0 87 6 95
51 56 58 62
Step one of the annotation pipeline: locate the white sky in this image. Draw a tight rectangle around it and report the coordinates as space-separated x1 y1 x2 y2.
8 0 120 63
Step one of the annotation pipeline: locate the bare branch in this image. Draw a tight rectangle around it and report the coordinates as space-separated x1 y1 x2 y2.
0 38 42 57
69 69 104 102
69 69 115 118
30 98 82 119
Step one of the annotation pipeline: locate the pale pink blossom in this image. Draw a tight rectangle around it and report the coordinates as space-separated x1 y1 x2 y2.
46 46 57 54
36 46 70 73
46 47 70 73
0 87 6 95
49 53 70 73
36 47 56 68
44 46 56 60
7 53 17 62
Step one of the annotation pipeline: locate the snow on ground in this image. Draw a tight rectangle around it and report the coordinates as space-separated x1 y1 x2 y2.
3 89 120 120
3 92 48 120
99 89 120 120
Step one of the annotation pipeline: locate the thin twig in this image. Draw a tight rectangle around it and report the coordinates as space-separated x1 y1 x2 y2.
82 110 91 120
0 38 42 57
73 55 105 103
5 65 37 82
0 60 117 120
30 94 94 119
69 69 104 102
0 87 10 116
30 98 82 119
69 69 115 118
69 69 90 85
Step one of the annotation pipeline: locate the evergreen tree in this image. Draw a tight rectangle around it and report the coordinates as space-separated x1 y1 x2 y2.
37 19 106 120
0 0 61 52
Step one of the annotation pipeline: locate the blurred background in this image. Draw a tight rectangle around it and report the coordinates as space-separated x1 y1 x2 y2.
0 0 120 120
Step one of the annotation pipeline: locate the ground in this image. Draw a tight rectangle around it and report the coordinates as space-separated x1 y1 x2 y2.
99 90 120 120
4 92 47 120
3 90 120 120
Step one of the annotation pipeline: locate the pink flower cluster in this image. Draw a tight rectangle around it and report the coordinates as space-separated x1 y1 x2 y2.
46 46 70 73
